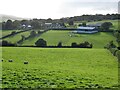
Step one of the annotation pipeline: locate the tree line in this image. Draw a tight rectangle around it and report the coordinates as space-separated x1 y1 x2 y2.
1 14 119 30
35 38 92 48
0 38 93 48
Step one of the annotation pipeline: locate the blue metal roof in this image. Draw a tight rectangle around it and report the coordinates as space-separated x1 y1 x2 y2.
77 26 96 30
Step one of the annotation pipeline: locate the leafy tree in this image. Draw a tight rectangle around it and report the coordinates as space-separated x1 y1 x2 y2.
11 31 16 35
79 41 92 48
109 41 116 48
71 42 77 47
57 42 62 47
21 20 29 25
82 22 86 27
46 18 52 23
21 35 26 41
12 20 20 29
31 20 40 29
68 20 74 25
78 24 82 26
114 32 120 47
5 20 13 30
101 22 113 30
30 31 37 37
35 38 47 47
0 40 15 46
2 22 6 30
37 31 41 34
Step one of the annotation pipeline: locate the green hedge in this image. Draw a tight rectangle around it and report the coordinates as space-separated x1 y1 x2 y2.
116 50 120 61
109 48 119 56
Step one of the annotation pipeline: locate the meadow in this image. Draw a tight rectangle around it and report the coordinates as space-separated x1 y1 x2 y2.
87 20 119 30
1 20 119 88
3 30 31 44
23 30 116 48
1 30 19 38
1 20 119 47
74 20 119 30
1 47 118 88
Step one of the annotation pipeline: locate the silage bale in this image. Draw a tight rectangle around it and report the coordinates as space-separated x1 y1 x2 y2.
24 61 28 64
8 59 13 62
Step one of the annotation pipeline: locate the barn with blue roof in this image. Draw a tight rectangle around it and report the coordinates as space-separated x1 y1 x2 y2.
72 26 98 34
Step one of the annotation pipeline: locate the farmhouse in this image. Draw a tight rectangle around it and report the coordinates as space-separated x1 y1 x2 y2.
72 26 98 34
44 23 65 29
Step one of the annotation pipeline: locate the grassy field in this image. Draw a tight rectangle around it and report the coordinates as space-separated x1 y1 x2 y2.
1 20 118 47
22 30 116 48
1 30 21 38
3 30 31 44
1 47 118 88
87 20 119 30
74 20 119 30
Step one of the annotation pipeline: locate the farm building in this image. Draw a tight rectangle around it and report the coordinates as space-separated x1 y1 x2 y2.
87 23 102 28
20 24 32 29
44 23 65 29
72 26 98 34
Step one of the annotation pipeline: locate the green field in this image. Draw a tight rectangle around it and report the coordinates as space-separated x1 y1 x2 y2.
1 20 118 47
87 20 119 30
1 47 118 88
22 30 116 48
1 20 119 88
1 30 23 38
3 30 31 44
75 20 120 30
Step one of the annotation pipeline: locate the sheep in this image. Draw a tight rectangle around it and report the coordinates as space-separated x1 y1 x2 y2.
8 59 13 62
24 61 28 64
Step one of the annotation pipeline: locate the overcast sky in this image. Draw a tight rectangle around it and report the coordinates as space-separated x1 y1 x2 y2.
0 0 119 19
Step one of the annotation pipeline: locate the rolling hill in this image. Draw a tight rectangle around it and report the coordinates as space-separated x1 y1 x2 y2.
0 14 30 22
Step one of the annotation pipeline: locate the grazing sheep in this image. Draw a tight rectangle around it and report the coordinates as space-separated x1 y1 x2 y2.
8 59 13 62
24 61 28 64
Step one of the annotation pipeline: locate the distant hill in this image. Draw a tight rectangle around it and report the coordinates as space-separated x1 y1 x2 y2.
0 14 30 22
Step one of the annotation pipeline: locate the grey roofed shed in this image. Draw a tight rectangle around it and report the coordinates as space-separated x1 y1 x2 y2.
72 26 98 34
77 26 96 30
87 23 102 27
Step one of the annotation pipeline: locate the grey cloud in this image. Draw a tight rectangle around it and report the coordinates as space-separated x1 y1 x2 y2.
59 1 118 15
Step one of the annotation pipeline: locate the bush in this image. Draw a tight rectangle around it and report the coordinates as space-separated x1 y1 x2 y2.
109 48 119 56
116 50 120 61
105 41 116 49
71 41 92 48
21 35 26 41
0 40 16 46
79 41 92 48
101 22 113 30
30 31 37 37
57 42 62 47
37 31 41 34
35 38 47 47
71 42 77 47
11 31 16 35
